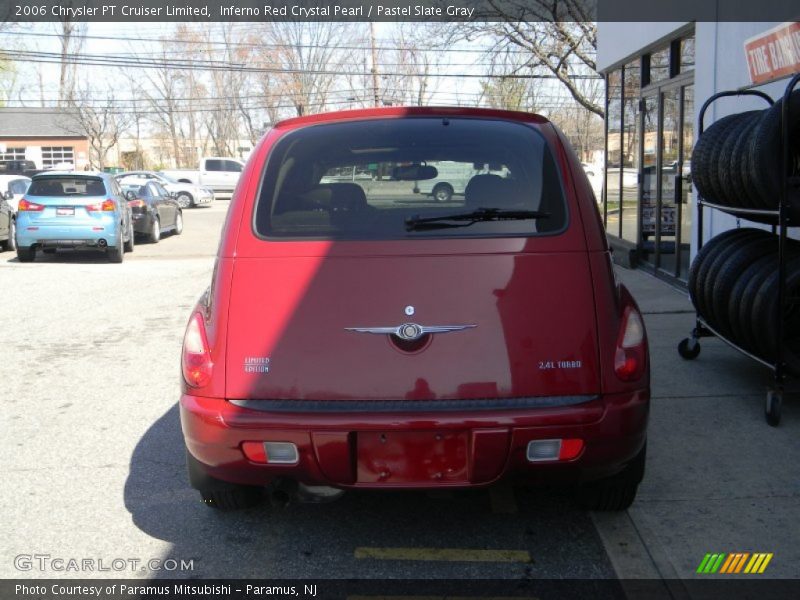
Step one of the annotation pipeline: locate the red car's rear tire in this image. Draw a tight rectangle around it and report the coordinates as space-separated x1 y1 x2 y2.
186 450 263 510
578 442 646 511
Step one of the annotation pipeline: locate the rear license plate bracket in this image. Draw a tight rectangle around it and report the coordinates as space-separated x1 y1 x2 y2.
356 430 469 484
56 207 74 216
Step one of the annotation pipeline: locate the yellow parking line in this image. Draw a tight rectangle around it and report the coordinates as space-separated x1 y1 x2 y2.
354 547 532 563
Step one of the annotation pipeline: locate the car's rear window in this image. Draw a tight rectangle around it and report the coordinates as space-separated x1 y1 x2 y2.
254 118 567 239
27 177 107 197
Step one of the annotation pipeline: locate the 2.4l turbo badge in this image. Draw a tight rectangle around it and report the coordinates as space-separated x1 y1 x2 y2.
243 357 271 373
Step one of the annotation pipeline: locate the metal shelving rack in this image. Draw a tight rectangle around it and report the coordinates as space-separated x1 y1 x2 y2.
678 73 800 426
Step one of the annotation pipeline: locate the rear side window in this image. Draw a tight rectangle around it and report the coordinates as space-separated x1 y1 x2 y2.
254 118 567 240
205 160 223 171
224 160 243 172
27 177 106 197
9 179 30 194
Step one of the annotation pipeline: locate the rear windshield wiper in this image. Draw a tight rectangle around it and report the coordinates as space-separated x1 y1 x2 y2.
405 207 550 231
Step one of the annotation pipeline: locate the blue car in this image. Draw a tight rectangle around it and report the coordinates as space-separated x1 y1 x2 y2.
15 172 134 263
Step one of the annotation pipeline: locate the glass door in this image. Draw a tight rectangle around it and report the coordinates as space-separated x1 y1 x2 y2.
638 81 694 281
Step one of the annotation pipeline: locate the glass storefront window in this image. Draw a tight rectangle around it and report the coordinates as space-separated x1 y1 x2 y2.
680 37 695 74
648 46 670 84
605 69 623 238
621 60 640 244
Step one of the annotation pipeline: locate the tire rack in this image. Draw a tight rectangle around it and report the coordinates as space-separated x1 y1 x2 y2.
679 73 800 426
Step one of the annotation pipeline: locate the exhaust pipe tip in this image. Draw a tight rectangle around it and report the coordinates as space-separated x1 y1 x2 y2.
268 478 298 509
97 239 107 248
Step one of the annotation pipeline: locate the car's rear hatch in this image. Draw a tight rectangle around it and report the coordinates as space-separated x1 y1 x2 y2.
223 115 601 403
225 247 600 401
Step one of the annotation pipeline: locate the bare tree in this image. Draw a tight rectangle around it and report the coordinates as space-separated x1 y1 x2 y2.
379 24 442 107
478 48 544 112
54 11 86 105
66 87 132 170
265 22 361 116
450 1 602 117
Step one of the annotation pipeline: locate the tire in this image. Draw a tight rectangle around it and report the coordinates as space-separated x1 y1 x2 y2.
176 193 193 209
148 217 160 244
706 235 778 336
16 245 35 262
728 254 777 352
173 211 183 236
431 183 454 203
678 338 701 360
747 90 800 209
123 221 135 253
579 442 646 511
107 243 123 263
186 450 263 511
718 112 763 208
708 111 761 206
692 113 751 203
720 111 766 208
750 255 800 374
736 255 783 355
687 228 762 318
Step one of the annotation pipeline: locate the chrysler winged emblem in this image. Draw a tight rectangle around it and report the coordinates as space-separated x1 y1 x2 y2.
345 322 476 341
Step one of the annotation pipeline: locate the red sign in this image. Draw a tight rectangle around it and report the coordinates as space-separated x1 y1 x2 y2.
744 21 800 85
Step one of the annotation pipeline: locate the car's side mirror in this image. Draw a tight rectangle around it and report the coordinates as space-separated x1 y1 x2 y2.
2 191 11 201
125 190 136 201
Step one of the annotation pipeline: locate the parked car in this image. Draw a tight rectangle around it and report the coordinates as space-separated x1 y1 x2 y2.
0 188 15 252
116 171 214 208
15 172 134 263
0 159 41 177
161 157 244 197
413 161 509 202
0 174 31 212
180 107 649 512
122 181 183 243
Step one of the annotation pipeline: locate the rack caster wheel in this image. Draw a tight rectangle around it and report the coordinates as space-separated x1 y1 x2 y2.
765 390 782 427
678 338 701 360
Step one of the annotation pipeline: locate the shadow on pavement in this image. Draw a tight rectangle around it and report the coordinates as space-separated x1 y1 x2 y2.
124 404 618 580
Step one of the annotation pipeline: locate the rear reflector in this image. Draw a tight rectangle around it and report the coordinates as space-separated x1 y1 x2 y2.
526 438 584 462
241 441 298 465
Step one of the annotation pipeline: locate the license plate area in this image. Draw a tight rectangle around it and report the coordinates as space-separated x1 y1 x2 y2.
356 430 469 484
56 207 74 216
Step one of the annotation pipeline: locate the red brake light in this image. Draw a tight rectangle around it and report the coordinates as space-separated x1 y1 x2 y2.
128 199 146 208
182 313 213 388
18 198 44 212
87 199 117 212
614 305 647 382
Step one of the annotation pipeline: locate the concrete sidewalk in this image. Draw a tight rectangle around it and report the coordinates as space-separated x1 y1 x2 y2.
593 267 800 592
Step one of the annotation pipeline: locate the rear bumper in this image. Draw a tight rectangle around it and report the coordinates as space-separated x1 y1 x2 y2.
16 220 119 248
180 390 649 489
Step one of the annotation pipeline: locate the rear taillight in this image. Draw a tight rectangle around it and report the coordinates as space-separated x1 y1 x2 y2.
182 313 213 387
86 199 116 212
127 199 146 209
614 305 647 382
18 198 44 212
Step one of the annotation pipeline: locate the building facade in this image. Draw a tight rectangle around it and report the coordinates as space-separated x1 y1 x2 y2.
0 108 89 170
597 21 798 285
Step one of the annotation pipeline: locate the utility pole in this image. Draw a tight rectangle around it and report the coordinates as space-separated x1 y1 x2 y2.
370 22 380 107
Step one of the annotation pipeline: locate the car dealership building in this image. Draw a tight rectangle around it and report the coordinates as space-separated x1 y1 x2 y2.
597 20 799 285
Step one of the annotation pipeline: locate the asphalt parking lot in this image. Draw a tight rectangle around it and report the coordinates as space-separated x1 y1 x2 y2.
2 201 798 588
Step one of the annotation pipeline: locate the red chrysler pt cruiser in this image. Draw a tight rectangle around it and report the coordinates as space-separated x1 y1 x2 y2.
180 107 649 511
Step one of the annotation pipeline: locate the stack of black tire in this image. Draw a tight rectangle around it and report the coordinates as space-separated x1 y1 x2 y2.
691 90 800 215
688 228 800 374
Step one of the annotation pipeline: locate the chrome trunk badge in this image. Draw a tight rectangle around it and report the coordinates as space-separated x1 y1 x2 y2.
345 323 476 341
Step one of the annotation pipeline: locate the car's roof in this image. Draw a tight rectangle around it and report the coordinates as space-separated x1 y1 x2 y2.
0 173 31 181
272 106 550 131
118 170 156 176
